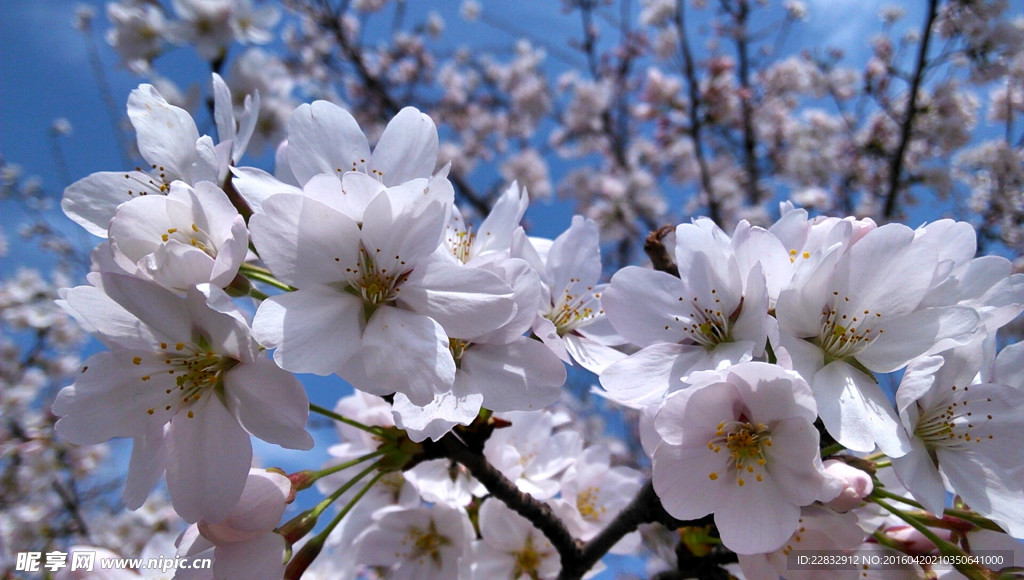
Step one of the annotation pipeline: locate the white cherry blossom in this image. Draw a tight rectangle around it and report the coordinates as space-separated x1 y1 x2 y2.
893 342 1024 538
52 274 312 523
652 362 838 554
104 180 247 293
775 222 979 455
601 218 774 408
249 175 516 405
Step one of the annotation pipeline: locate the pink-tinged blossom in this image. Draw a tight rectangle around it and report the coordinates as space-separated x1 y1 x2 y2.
484 410 582 499
393 183 566 441
775 222 979 455
462 498 561 579
62 79 255 237
175 469 291 580
893 342 1024 538
821 460 873 513
550 444 644 552
104 180 247 293
354 503 473 580
512 216 626 374
736 505 866 580
600 218 775 408
652 362 838 554
249 175 516 406
52 274 312 523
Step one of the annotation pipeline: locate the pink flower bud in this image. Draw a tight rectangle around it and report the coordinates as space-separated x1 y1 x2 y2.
884 525 953 555
823 459 873 512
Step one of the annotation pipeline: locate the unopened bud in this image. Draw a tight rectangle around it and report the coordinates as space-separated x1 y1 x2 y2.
884 525 953 555
278 509 319 545
823 459 873 512
284 534 324 580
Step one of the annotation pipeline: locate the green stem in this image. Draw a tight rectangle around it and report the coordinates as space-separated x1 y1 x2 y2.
309 403 394 439
310 459 382 520
869 497 989 580
820 443 845 457
239 263 295 292
872 487 925 510
315 450 387 481
316 471 386 541
248 286 270 301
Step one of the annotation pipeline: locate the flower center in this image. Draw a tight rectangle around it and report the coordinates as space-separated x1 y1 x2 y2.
915 385 994 452
576 486 607 522
512 536 545 579
546 281 601 336
405 520 450 568
683 290 734 347
160 222 216 258
339 246 410 311
448 338 471 368
817 292 884 361
707 420 772 486
138 341 235 418
447 228 476 263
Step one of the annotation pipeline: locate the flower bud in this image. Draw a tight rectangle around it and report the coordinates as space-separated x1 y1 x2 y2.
823 459 873 512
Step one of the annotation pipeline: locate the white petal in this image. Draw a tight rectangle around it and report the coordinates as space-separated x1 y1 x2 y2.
249 194 361 288
229 166 303 214
252 287 363 375
398 261 515 339
212 73 236 145
124 422 168 510
716 478 798 554
813 361 911 456
858 306 979 372
63 171 161 237
165 397 252 523
602 266 693 347
653 444 726 521
891 440 947 515
362 306 456 405
127 84 200 181
369 106 439 186
213 534 286 580
224 358 313 450
286 101 370 185
462 339 565 412
600 343 703 409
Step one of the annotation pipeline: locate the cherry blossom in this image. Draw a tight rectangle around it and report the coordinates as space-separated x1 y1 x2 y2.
249 172 516 405
601 218 776 408
893 341 1024 538
652 362 838 554
103 180 248 293
175 469 292 579
53 274 312 523
774 223 980 455
354 503 473 579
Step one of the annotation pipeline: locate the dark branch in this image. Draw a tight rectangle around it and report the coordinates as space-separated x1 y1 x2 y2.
644 225 680 276
882 0 939 220
674 1 724 226
438 433 583 566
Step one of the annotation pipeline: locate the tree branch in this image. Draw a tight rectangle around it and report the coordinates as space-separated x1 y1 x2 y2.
882 0 939 220
674 1 724 226
438 433 583 567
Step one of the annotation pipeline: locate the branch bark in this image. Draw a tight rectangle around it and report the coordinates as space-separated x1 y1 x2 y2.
882 0 940 220
675 1 724 226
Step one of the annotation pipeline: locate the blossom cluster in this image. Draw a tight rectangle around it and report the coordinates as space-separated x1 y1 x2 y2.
46 67 1024 579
